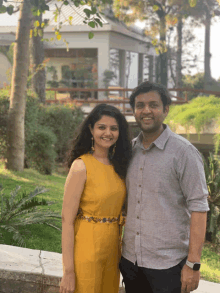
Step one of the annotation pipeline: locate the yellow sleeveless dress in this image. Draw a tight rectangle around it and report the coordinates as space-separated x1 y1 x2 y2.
73 153 126 293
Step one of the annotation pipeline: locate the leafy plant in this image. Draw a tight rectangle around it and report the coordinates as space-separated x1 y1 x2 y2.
0 185 61 246
165 96 220 151
38 104 84 162
182 73 205 100
203 153 220 244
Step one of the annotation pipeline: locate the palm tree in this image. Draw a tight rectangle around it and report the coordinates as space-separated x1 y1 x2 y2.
0 185 61 246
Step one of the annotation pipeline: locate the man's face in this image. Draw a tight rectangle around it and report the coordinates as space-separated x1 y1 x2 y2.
134 91 169 134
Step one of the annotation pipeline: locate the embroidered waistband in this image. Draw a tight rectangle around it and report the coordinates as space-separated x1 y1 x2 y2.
76 208 120 223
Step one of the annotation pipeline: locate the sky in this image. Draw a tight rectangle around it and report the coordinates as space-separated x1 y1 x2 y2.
1 11 220 81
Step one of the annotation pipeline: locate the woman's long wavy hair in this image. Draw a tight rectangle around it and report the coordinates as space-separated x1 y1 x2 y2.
66 104 132 179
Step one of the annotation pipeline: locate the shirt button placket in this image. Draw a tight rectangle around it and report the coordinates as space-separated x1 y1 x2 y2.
135 152 145 264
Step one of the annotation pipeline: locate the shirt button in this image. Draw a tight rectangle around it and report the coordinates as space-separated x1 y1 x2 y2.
137 216 139 219
140 168 143 170
139 185 141 187
137 232 139 235
138 201 140 204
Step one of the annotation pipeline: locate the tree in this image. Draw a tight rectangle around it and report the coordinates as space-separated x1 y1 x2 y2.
188 0 220 90
6 0 32 172
30 13 46 103
113 0 198 87
0 0 110 172
203 0 220 90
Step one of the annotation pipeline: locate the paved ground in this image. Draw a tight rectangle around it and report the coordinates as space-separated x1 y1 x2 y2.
119 275 220 292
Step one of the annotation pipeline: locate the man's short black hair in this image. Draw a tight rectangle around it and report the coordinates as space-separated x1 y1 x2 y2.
129 81 172 110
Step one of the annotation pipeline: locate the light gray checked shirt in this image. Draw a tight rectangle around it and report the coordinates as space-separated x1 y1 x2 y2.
122 125 209 269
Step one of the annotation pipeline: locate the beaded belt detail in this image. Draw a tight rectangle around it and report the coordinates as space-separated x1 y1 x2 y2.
76 208 120 223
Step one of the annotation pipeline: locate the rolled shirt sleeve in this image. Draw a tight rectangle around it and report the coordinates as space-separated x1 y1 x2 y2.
177 145 209 212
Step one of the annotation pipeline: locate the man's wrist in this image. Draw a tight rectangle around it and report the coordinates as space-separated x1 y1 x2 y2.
186 259 201 271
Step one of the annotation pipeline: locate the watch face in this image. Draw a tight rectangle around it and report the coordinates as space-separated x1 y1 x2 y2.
193 263 201 271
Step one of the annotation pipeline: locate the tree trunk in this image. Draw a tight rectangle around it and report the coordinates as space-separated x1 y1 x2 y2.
159 14 167 87
204 7 212 90
30 13 46 103
176 15 183 98
6 0 32 171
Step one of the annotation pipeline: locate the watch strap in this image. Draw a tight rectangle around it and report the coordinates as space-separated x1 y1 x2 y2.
186 260 201 271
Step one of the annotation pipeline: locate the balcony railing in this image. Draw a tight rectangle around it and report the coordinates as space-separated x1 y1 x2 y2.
45 87 220 115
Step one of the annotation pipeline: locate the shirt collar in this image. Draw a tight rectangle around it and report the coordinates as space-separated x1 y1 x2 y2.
133 124 172 150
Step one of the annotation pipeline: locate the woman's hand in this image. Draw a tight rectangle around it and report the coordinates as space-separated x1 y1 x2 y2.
60 271 76 293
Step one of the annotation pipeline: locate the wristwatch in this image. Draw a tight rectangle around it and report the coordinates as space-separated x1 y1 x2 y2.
186 260 201 271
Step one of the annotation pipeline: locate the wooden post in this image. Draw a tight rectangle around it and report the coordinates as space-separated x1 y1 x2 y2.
185 92 187 102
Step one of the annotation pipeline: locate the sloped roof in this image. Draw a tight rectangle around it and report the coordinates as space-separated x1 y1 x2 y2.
44 0 109 26
0 0 150 43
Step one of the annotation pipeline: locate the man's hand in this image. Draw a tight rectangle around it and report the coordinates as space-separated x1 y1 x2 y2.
181 264 200 293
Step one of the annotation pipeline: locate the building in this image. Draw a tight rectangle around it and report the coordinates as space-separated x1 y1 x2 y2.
0 1 157 99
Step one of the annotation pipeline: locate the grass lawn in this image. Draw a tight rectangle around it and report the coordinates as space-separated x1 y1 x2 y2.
0 162 219 283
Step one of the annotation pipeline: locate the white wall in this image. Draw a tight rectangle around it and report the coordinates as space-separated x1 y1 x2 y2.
44 31 110 98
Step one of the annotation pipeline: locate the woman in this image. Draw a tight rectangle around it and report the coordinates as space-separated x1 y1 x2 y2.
60 104 132 293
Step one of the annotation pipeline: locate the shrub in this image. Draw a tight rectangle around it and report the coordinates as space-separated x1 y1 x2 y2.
0 185 61 247
25 96 57 174
165 95 220 134
38 104 84 162
25 125 57 174
203 153 220 244
0 89 84 173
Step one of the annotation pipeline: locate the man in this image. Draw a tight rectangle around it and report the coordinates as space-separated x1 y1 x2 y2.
120 81 209 293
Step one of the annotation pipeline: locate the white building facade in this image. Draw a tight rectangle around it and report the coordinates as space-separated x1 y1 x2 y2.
0 2 157 98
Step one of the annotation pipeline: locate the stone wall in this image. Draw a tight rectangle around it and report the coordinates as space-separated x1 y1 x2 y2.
0 244 125 293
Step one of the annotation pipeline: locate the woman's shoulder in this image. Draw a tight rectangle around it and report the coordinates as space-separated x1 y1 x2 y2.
75 153 94 168
78 152 92 162
70 158 86 173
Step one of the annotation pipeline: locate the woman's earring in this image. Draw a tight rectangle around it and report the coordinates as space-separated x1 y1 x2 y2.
112 143 116 157
91 137 95 152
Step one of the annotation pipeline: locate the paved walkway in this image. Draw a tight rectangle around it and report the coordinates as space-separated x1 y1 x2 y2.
119 274 220 293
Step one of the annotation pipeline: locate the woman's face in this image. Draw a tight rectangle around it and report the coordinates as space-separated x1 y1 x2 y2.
90 115 119 151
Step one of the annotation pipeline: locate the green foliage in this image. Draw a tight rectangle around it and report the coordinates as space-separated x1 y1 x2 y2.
0 161 64 252
0 91 10 159
182 73 204 100
214 133 220 154
201 243 220 283
203 153 220 244
0 90 84 174
0 185 61 247
38 104 84 162
26 125 57 175
166 95 220 134
24 95 57 175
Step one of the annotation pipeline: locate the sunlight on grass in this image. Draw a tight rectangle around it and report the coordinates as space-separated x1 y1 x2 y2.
201 263 220 283
200 243 220 283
